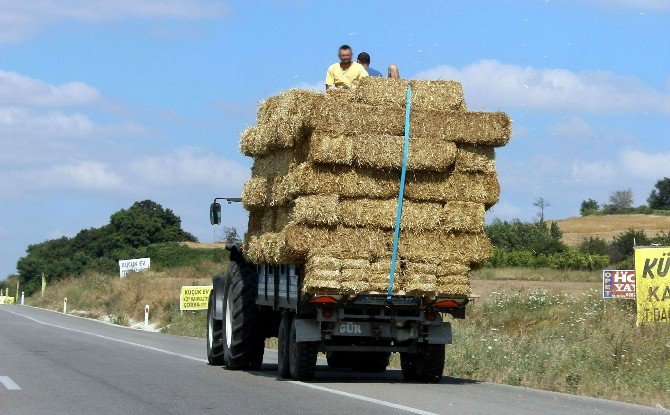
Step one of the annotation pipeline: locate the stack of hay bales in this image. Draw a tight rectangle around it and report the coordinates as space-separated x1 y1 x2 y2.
240 77 511 298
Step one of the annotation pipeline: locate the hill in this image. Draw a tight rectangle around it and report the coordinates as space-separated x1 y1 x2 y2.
551 214 670 246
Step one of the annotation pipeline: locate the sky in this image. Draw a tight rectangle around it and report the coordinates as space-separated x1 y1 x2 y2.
1 0 669 278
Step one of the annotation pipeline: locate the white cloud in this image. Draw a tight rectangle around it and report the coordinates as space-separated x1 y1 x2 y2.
0 0 230 42
52 162 123 189
621 150 670 179
0 107 93 138
586 0 670 11
130 148 249 191
0 69 101 107
571 159 617 185
548 117 595 139
416 59 670 113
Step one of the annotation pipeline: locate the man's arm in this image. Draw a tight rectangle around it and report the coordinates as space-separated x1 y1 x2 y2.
325 67 335 91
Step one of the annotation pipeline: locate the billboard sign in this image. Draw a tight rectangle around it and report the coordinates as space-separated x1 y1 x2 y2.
180 286 213 311
634 246 670 324
118 258 150 278
602 270 635 299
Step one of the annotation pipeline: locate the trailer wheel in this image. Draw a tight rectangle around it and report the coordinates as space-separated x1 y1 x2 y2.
206 290 225 365
326 351 351 369
350 352 390 373
277 312 292 378
288 318 318 381
221 262 265 370
400 344 445 383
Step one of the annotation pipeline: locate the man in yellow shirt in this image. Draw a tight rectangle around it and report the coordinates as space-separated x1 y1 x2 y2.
325 45 368 90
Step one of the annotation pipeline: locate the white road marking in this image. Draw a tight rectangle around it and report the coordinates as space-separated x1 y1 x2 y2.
1 307 437 415
0 376 21 390
290 381 439 415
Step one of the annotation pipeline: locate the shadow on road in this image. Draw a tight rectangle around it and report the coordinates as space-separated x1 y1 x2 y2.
244 363 480 385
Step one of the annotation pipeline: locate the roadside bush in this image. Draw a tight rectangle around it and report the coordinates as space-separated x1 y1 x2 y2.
486 248 608 270
578 237 609 256
486 219 564 255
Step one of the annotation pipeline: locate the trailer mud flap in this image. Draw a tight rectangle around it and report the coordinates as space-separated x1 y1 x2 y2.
427 322 452 344
295 319 322 342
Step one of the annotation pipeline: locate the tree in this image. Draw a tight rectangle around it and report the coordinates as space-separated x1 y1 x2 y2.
533 197 550 222
609 229 649 263
221 227 242 245
578 237 609 256
608 189 633 212
648 177 670 210
580 199 599 216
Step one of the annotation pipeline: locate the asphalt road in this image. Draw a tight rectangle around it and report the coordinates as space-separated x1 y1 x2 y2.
0 305 667 415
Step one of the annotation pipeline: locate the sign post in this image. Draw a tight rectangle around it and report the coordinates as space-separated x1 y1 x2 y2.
634 246 670 324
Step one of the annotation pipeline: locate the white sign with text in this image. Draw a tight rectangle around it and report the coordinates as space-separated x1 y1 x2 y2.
118 258 151 278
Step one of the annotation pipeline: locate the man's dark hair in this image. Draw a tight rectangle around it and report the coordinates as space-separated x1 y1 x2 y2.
357 52 370 65
339 44 352 51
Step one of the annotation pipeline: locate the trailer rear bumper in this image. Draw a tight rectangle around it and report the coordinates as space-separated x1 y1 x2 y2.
295 319 452 345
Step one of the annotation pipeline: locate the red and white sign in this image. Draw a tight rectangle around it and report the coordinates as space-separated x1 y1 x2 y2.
602 269 635 299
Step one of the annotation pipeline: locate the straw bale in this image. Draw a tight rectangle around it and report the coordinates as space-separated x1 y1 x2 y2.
404 261 470 277
335 226 390 260
353 77 466 111
354 136 456 172
443 201 485 233
306 134 354 166
260 209 276 233
305 251 341 272
409 80 466 111
308 132 456 172
353 77 410 108
239 125 272 157
312 101 511 147
435 275 471 296
455 145 495 173
401 274 437 295
293 195 340 227
251 149 302 178
274 208 291 231
340 258 371 269
241 177 269 210
397 232 492 265
338 198 443 231
247 211 264 235
272 163 500 206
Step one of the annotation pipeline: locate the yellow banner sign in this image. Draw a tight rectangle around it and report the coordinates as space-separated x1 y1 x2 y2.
179 286 213 311
635 246 670 324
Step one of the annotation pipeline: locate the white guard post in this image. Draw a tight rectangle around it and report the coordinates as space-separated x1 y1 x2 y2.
144 304 149 330
63 297 67 314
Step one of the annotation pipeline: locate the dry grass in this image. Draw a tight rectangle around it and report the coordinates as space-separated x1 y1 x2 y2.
29 261 226 335
550 214 670 246
446 290 670 408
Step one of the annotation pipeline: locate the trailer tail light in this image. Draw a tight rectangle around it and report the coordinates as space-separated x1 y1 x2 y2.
310 295 338 304
425 311 437 321
433 298 466 308
322 309 334 318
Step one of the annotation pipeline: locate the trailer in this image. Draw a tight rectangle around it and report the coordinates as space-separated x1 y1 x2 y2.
206 203 467 382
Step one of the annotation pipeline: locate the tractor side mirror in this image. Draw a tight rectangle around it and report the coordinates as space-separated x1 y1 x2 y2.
210 202 222 225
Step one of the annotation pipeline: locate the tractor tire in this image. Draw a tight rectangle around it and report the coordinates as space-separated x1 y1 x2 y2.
350 352 390 373
206 290 225 365
288 318 318 381
221 262 265 370
400 344 445 383
277 312 292 379
326 351 352 369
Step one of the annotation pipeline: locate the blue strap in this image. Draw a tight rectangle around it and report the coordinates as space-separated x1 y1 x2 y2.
387 86 412 299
